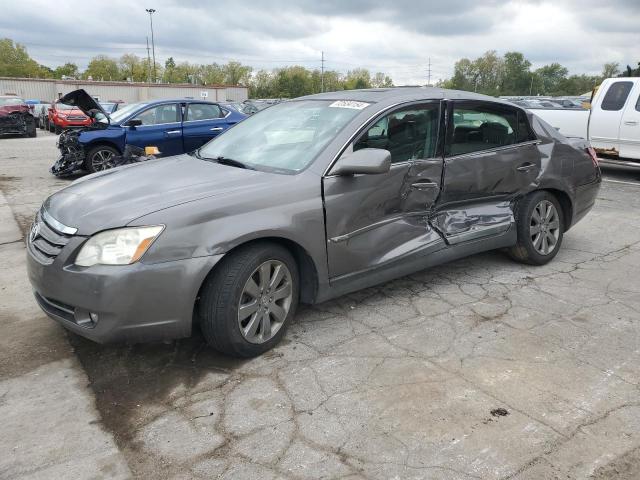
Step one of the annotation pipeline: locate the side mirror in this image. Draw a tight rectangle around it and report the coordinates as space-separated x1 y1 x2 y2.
331 148 392 176
124 118 143 128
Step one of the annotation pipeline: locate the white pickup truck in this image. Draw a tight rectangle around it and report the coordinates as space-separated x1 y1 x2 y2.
530 77 640 168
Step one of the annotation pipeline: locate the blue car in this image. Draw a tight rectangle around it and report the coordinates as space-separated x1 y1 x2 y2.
52 89 246 176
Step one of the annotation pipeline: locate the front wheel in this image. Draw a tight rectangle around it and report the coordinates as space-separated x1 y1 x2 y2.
198 242 299 357
54 124 62 135
508 191 564 265
84 145 119 173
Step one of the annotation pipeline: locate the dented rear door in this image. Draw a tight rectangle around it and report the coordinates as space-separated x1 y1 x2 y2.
435 100 541 243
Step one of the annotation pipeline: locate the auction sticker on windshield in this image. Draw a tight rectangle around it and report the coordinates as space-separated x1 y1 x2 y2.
329 100 370 110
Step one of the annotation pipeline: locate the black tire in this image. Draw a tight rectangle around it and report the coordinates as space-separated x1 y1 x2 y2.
198 242 299 358
54 124 62 135
508 191 564 265
23 118 37 138
83 145 119 173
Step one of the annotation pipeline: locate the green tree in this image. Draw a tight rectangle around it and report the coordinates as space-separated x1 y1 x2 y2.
84 55 120 81
223 61 252 85
500 52 532 95
601 62 620 80
199 63 225 85
53 62 79 79
534 63 569 95
371 72 394 88
0 38 44 77
344 69 371 89
119 54 147 82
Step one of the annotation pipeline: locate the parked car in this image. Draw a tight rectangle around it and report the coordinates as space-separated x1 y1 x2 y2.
52 90 246 175
27 87 601 357
48 102 93 134
99 101 125 114
531 77 640 167
0 95 37 137
36 103 52 129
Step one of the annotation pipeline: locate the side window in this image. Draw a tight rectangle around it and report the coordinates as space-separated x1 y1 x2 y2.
132 104 178 125
635 92 640 113
354 104 440 163
446 103 518 156
186 103 223 121
601 81 633 111
516 110 537 143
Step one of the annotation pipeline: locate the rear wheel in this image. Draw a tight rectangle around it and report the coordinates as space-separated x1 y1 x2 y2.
198 242 299 357
508 191 564 265
84 145 119 173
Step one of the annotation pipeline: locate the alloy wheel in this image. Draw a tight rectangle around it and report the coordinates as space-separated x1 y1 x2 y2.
530 200 560 255
91 149 115 171
238 260 293 344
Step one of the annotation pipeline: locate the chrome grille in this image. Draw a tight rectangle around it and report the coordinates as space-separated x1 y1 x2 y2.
67 115 87 121
28 211 73 265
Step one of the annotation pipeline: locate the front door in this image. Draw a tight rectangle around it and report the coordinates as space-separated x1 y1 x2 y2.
436 100 541 242
619 82 640 160
125 102 183 157
323 102 444 279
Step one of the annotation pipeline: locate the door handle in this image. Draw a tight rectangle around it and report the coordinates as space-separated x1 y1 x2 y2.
516 162 536 172
210 127 224 132
623 121 638 126
411 181 438 190
165 130 181 135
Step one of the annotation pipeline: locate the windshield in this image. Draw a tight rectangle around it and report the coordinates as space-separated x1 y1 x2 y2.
55 103 76 111
198 100 366 173
109 102 148 123
0 97 25 106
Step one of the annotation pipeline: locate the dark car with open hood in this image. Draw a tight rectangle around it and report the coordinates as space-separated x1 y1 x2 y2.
28 87 601 357
51 89 246 176
0 95 37 137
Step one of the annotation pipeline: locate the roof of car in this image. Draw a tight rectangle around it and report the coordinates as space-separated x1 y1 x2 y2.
298 87 513 106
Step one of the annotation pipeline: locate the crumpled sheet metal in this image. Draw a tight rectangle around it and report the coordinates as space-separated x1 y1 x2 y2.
0 112 27 134
432 200 514 243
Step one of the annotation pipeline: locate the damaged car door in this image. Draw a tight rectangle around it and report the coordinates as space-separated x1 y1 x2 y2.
323 102 444 278
434 100 541 243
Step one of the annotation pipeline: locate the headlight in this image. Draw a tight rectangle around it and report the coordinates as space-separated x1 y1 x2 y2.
75 226 164 266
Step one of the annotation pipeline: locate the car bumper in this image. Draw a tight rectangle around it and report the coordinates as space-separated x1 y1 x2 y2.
571 178 601 227
27 241 223 343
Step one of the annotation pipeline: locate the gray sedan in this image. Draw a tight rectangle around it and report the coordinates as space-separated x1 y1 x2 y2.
27 87 601 357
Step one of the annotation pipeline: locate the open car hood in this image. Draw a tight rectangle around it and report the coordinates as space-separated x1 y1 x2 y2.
59 89 110 121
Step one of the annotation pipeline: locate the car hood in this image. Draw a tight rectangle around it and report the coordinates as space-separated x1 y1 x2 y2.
43 154 280 235
58 89 109 120
0 104 29 117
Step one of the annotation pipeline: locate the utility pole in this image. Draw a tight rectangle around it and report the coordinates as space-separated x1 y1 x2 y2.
529 75 534 96
146 8 157 83
427 57 431 86
146 36 152 83
321 51 325 93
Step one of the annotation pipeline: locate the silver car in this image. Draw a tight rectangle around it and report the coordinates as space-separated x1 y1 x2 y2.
27 88 601 357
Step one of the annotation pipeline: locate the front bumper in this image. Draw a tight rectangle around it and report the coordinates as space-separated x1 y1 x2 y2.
27 235 223 343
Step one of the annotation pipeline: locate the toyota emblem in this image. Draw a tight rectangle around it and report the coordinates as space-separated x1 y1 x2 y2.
29 222 41 243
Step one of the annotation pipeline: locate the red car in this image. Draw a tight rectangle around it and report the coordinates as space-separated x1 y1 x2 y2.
0 95 37 137
48 102 92 134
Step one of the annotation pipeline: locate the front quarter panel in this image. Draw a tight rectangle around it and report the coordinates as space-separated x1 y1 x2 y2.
130 171 329 288
78 126 125 151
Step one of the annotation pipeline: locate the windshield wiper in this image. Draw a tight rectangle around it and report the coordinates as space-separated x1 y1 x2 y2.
192 150 254 170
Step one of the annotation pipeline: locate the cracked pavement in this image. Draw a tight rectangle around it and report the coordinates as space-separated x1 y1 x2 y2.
1 133 640 479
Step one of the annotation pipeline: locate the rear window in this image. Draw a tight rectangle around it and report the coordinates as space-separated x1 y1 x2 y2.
601 81 633 111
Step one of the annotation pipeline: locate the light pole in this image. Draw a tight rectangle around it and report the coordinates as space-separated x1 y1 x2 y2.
146 8 157 83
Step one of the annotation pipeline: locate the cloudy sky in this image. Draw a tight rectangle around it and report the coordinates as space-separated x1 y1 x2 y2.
2 0 639 84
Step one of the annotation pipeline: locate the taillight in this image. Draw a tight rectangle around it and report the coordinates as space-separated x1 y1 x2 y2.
586 147 599 167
